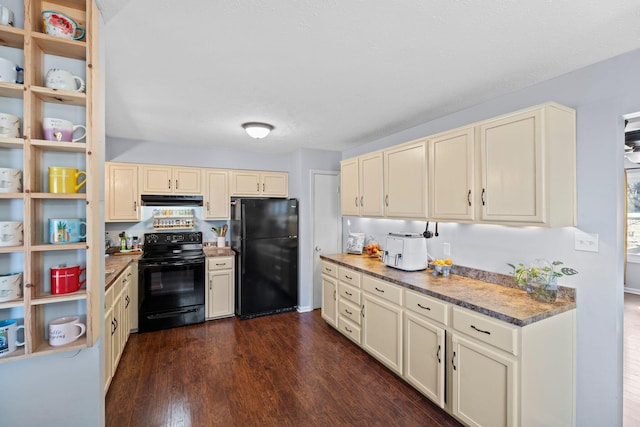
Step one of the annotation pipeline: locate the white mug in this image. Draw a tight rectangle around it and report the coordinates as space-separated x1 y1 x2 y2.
0 112 20 138
48 316 86 346
0 319 24 357
0 57 23 84
0 168 22 193
0 5 14 27
0 272 22 303
43 117 86 142
0 221 23 247
217 236 226 247
45 68 85 93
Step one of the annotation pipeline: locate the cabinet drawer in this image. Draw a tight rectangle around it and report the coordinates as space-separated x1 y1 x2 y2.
339 298 361 326
362 275 402 306
321 261 338 278
452 307 519 355
339 282 361 305
404 290 448 325
338 316 361 345
208 256 234 270
338 267 361 288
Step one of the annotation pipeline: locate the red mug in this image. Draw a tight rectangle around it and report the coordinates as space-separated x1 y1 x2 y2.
50 265 86 295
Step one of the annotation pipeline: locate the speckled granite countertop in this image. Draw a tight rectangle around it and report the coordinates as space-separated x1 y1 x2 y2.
203 247 236 257
105 254 141 290
321 253 576 327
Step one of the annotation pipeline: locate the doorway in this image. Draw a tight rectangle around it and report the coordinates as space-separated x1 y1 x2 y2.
311 170 340 309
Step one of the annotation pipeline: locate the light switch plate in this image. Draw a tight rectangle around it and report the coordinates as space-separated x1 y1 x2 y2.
443 243 451 257
575 230 599 252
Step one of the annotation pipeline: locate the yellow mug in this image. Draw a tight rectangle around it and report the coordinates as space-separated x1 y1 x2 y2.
48 167 86 194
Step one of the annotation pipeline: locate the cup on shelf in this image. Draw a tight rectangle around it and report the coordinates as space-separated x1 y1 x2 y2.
48 166 86 193
0 272 22 303
41 10 84 41
0 221 23 247
0 113 20 138
0 57 23 84
48 316 86 347
43 118 86 142
0 168 22 193
45 68 85 93
50 265 86 294
48 218 86 244
0 319 24 357
0 5 15 27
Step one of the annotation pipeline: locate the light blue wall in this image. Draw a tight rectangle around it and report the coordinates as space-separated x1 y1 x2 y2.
343 48 640 426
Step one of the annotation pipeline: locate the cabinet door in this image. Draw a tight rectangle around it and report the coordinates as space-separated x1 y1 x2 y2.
122 283 131 344
141 165 173 194
103 307 113 394
204 170 230 219
230 170 261 196
451 334 518 427
384 140 428 218
429 128 475 221
362 293 403 375
479 109 543 223
111 291 123 372
321 274 338 327
359 152 384 217
128 262 139 332
207 270 234 318
174 167 201 194
106 163 139 222
340 158 360 216
261 172 288 197
404 312 445 408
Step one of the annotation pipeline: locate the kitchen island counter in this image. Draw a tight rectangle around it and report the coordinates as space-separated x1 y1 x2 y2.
321 253 575 326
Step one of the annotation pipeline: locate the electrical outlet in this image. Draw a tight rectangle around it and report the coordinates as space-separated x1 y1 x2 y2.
443 243 451 257
574 230 599 252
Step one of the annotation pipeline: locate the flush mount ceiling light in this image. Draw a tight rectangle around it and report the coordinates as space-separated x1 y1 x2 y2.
242 122 274 139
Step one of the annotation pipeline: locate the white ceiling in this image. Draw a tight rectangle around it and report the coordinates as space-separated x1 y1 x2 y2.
100 1 640 154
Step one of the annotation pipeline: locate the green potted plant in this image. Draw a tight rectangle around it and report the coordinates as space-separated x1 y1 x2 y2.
507 259 578 303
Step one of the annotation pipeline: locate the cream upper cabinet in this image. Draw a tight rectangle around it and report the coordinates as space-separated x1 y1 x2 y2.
479 104 575 226
203 169 230 220
340 158 360 216
106 162 140 222
359 151 384 217
383 139 428 218
428 127 476 222
141 165 201 195
230 170 288 197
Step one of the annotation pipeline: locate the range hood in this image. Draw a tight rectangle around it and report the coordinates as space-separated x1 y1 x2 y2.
141 194 204 207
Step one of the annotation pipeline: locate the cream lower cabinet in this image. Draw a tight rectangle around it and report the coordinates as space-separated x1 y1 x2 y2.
206 257 235 319
203 169 230 220
361 275 403 375
403 290 448 408
336 267 362 343
230 170 288 197
141 165 202 195
106 162 140 222
320 262 338 327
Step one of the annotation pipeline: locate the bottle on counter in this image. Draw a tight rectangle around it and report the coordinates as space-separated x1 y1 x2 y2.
120 232 126 250
126 233 133 250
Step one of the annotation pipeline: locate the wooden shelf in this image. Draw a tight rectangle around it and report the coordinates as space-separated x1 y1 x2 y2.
0 82 25 99
31 32 86 60
0 193 25 199
0 137 25 148
31 242 86 252
30 139 86 152
31 86 86 106
0 347 26 363
33 336 87 357
30 192 86 199
31 290 87 305
0 25 25 49
0 299 24 309
0 245 25 254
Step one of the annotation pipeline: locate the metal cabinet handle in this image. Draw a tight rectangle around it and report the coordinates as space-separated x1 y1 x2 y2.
111 319 116 335
417 303 431 311
344 326 353 333
471 324 491 335
452 351 457 370
360 196 363 207
345 275 352 280
263 183 265 191
361 305 365 318
125 295 130 308
333 290 336 301
355 196 358 207
345 309 353 315
168 179 171 189
375 287 385 293
114 317 118 331
385 194 389 206
209 279 212 290
206 202 210 212
481 188 486 206
344 290 352 296
176 180 179 189
134 201 137 212
257 183 260 191
467 189 471 207
437 344 441 363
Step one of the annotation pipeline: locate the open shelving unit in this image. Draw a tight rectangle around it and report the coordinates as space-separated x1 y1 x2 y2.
0 0 100 363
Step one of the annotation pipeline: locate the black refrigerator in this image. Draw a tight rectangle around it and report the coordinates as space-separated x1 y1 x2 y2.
230 198 299 319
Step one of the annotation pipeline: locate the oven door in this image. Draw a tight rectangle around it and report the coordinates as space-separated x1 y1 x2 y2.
138 258 205 315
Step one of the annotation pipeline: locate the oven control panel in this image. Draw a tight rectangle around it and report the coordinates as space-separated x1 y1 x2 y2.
144 232 202 246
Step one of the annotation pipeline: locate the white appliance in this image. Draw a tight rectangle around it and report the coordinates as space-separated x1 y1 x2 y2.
384 232 428 271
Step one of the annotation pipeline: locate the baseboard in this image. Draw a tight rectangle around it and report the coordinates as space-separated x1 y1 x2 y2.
297 305 313 313
624 287 640 295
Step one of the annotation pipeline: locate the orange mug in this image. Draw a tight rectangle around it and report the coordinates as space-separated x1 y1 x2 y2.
48 166 86 193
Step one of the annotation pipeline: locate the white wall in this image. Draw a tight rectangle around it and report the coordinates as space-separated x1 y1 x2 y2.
342 49 640 426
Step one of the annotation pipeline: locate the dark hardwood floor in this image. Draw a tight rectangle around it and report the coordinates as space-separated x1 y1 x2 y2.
625 292 640 427
106 310 462 427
